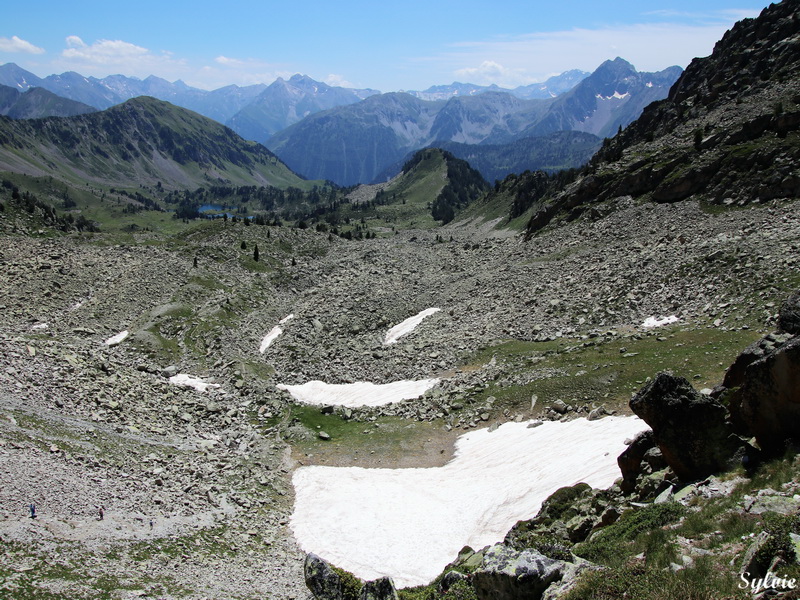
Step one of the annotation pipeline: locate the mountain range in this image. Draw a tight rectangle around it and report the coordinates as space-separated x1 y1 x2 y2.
0 58 680 187
406 70 590 101
0 84 96 119
266 58 681 185
0 96 307 191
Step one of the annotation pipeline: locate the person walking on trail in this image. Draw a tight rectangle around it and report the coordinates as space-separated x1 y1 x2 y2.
98 506 104 521
29 503 36 518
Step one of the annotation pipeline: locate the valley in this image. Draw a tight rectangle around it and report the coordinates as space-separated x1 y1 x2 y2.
0 2 799 598
1 179 798 597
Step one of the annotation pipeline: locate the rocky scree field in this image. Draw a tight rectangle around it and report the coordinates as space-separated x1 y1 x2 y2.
1 168 799 598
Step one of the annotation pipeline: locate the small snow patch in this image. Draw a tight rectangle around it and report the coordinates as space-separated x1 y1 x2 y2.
259 314 294 353
169 374 221 393
104 330 129 346
277 378 439 408
642 315 679 329
384 308 440 345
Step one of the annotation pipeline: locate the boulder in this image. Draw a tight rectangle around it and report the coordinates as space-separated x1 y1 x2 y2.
728 336 800 454
617 430 656 494
473 544 565 600
304 553 350 600
723 333 791 391
359 577 398 600
541 558 601 600
741 531 772 579
629 372 740 481
778 290 800 334
439 570 468 594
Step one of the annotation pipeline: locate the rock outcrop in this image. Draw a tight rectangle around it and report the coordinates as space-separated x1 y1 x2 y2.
629 372 741 481
472 544 565 600
728 335 800 455
305 553 348 600
305 553 399 600
524 0 800 235
617 430 658 494
778 290 800 335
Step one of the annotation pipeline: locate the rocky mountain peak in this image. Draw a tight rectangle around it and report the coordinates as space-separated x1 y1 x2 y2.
524 0 800 235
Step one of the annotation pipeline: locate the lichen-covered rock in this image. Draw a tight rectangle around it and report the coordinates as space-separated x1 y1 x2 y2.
359 576 398 600
629 372 740 481
541 558 601 600
439 570 468 594
304 553 346 600
473 544 565 600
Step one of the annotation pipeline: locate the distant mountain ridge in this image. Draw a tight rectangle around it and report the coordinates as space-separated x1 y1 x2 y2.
407 70 590 101
225 74 380 145
267 59 681 185
0 63 591 147
0 96 308 190
0 84 96 119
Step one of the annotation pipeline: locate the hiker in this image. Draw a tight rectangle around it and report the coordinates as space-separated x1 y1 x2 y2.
98 506 104 520
29 503 36 518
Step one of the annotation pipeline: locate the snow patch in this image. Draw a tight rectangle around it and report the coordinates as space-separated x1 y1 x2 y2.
277 378 439 408
169 374 221 393
104 330 129 346
291 416 646 588
595 91 630 100
384 308 441 345
259 314 294 353
642 315 679 329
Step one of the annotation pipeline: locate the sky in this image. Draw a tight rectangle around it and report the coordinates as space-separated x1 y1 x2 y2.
1 1 769 92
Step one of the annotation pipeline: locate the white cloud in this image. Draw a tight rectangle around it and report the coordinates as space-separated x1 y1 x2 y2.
0 35 45 54
65 35 86 49
62 37 149 64
424 10 762 88
324 73 354 88
186 55 292 89
214 55 246 67
55 36 187 80
454 60 527 86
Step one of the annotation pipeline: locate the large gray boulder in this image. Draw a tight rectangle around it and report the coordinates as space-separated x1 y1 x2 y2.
473 544 565 600
728 336 800 455
778 290 800 334
629 372 740 481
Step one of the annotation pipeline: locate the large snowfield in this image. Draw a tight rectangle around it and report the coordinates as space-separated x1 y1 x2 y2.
291 415 646 588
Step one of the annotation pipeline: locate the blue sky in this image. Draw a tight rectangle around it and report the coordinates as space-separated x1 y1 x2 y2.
1 1 768 92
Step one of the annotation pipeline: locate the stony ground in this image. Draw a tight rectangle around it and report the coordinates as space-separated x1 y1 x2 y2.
0 194 798 598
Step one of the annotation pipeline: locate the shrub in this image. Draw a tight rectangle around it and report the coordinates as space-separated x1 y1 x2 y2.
574 502 686 565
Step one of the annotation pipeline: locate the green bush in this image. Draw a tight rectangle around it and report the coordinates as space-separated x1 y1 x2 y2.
332 566 363 600
756 512 799 568
574 502 686 565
